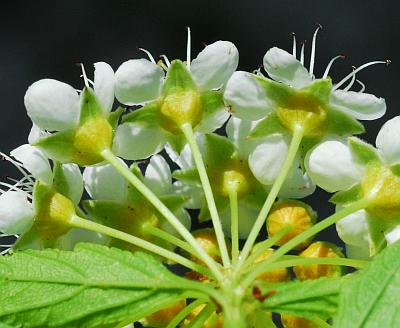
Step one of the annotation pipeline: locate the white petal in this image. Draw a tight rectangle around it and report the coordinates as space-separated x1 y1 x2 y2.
223 71 272 120
249 135 292 185
220 200 259 239
10 144 52 185
195 104 230 134
0 191 34 234
263 47 312 88
24 79 80 131
113 123 166 160
191 41 239 90
376 116 400 165
172 181 203 209
94 62 115 113
330 90 386 120
336 209 371 247
60 164 84 204
279 168 316 199
83 161 128 201
226 116 259 158
28 123 49 144
56 228 110 250
305 140 364 192
384 224 400 245
115 59 164 105
144 155 172 195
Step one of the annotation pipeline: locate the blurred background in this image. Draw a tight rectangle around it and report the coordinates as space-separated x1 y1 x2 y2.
0 0 399 257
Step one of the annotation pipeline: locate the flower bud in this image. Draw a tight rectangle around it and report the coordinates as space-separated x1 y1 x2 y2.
143 299 186 327
281 314 319 328
253 248 290 282
182 304 223 328
293 241 344 281
189 228 224 264
267 200 316 250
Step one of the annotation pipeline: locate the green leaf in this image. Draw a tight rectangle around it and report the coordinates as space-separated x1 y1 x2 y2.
162 60 196 95
0 322 15 328
259 277 343 321
330 184 362 205
325 108 365 136
249 112 286 139
34 129 76 163
348 137 382 166
79 88 104 124
0 243 188 328
335 240 400 327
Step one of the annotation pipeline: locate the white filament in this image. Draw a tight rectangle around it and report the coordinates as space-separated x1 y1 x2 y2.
80 63 90 88
187 26 191 70
334 60 388 90
292 33 297 58
343 67 356 91
0 152 34 185
309 25 322 77
300 42 305 65
138 48 156 64
160 55 171 67
322 55 345 79
356 79 366 93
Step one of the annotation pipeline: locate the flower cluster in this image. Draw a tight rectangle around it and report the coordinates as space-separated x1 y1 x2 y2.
0 26 396 327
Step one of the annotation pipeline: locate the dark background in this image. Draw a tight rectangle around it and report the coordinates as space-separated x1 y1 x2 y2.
0 0 398 325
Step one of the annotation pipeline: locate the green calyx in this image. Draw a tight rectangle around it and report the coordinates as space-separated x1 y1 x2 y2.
35 88 113 166
33 182 75 240
257 77 332 136
362 165 400 220
160 60 202 131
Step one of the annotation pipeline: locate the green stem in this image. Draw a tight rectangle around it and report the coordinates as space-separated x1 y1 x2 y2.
187 302 215 328
229 190 239 265
145 225 198 258
241 198 370 289
242 227 291 269
242 257 368 288
238 127 304 268
181 123 231 268
69 215 211 278
311 317 333 328
101 148 223 282
166 299 207 328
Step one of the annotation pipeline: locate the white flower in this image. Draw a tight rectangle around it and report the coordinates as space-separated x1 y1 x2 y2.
305 116 400 257
82 155 190 248
113 29 238 160
25 62 115 132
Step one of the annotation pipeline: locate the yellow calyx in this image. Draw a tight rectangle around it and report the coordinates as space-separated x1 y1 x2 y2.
362 165 400 219
253 248 290 282
160 90 202 132
36 192 76 240
74 117 113 165
277 92 327 136
144 299 186 327
293 241 344 281
267 200 315 250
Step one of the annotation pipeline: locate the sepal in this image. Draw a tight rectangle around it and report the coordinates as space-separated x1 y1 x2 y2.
348 137 382 166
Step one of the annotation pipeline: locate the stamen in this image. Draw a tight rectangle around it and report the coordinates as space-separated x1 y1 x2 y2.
334 60 390 90
160 55 171 67
291 32 297 58
309 23 322 77
79 63 90 89
186 26 191 70
300 41 306 65
356 79 366 93
322 55 345 78
0 182 33 199
0 245 13 248
157 60 168 71
1 249 11 255
138 48 156 64
252 68 265 77
0 152 34 185
343 66 357 91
